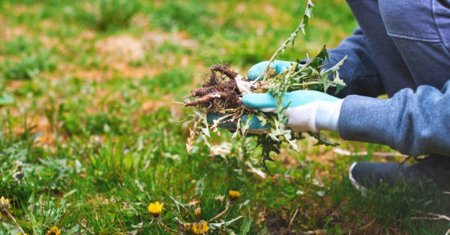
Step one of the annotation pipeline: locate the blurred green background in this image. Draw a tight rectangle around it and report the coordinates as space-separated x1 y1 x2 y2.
0 0 447 234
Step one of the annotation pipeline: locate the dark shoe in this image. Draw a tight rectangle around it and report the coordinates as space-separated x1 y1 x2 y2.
349 155 450 192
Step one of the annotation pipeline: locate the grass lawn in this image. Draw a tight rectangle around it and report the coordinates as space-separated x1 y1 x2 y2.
0 0 448 234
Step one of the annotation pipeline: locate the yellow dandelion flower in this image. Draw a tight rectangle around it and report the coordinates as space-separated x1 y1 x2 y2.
228 190 241 200
47 226 61 235
0 196 11 211
147 201 163 217
194 206 202 217
191 220 209 235
0 196 11 219
17 233 29 235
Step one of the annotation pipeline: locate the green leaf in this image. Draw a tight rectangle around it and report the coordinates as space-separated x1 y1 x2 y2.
239 218 252 235
332 76 346 94
300 0 315 35
308 45 329 69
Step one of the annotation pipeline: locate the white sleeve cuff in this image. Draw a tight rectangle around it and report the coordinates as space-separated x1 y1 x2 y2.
315 99 343 131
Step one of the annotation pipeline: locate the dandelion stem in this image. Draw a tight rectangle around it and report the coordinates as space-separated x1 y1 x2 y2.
6 210 25 234
169 196 191 214
290 81 323 88
209 201 230 222
173 217 185 226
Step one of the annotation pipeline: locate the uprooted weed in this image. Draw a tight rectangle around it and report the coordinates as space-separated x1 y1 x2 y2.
186 65 241 111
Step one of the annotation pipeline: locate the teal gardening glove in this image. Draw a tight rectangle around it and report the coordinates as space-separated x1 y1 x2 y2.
207 60 343 133
244 60 343 132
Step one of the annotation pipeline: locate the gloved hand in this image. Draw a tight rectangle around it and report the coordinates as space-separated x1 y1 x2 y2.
208 60 343 133
243 60 343 132
247 60 294 81
242 90 343 132
206 60 293 134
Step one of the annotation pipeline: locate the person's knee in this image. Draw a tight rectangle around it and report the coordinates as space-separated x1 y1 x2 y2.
379 0 440 41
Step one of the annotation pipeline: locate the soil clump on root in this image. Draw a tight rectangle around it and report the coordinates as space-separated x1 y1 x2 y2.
185 65 242 111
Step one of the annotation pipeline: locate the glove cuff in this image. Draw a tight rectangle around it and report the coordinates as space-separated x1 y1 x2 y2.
315 99 343 131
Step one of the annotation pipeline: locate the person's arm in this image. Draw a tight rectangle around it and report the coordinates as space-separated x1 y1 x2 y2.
326 28 385 98
339 81 450 157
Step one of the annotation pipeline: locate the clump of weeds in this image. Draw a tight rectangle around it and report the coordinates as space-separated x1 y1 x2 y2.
185 1 346 167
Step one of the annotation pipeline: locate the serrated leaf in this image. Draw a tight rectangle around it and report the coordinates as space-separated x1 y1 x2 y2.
240 218 252 235
308 45 328 69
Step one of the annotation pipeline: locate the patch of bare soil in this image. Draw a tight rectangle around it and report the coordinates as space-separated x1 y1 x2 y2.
2 25 28 41
13 115 55 147
61 65 112 82
277 149 300 167
265 213 295 235
33 116 54 146
130 13 150 29
140 94 184 119
110 63 161 79
53 28 200 81
96 35 145 63
58 63 161 82
140 95 172 113
141 30 198 50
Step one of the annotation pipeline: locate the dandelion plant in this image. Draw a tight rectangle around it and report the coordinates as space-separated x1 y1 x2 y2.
185 0 347 168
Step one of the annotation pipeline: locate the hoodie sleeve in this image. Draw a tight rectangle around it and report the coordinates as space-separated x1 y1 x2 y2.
326 28 385 98
338 81 450 156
